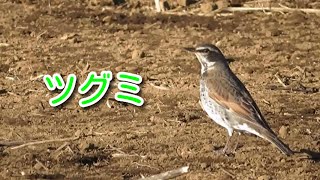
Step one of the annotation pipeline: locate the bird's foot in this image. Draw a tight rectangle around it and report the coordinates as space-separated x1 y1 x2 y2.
213 146 235 157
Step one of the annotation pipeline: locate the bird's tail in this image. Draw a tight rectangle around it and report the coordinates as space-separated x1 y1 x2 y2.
242 119 294 156
258 126 294 156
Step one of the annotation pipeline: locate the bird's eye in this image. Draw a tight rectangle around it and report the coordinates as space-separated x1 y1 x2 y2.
198 49 209 53
200 49 209 53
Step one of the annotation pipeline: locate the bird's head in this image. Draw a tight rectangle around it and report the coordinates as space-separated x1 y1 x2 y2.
184 44 226 69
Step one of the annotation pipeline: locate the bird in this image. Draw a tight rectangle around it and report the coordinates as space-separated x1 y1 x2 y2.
184 43 293 156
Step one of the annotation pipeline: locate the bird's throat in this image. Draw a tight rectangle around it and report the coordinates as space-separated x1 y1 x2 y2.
201 62 216 74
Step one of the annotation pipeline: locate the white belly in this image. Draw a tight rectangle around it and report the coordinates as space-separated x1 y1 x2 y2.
200 81 234 136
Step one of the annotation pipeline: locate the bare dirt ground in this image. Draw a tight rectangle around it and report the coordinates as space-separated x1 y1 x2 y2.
0 0 320 179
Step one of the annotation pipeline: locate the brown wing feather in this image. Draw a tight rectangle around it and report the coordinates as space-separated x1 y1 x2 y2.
205 68 273 131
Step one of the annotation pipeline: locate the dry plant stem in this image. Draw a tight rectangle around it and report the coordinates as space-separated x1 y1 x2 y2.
140 166 189 180
274 74 287 87
221 168 235 178
223 7 320 14
149 82 170 91
160 7 320 17
53 142 70 153
0 140 29 147
110 145 147 159
35 159 49 171
10 136 80 150
245 0 273 4
133 162 160 170
1 131 115 149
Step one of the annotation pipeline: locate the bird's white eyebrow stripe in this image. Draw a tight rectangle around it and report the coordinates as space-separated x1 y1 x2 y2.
196 47 208 51
196 46 221 54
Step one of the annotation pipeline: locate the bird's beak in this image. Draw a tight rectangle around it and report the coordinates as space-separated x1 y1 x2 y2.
183 47 196 52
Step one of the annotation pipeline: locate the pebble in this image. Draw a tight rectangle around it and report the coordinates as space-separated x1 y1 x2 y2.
78 141 95 152
132 49 145 59
200 2 217 14
125 66 140 72
215 0 229 9
265 29 281 37
115 65 124 72
200 162 209 169
258 175 272 180
279 126 289 138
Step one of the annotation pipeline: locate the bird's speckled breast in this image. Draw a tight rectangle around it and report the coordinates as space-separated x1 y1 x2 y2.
200 80 233 135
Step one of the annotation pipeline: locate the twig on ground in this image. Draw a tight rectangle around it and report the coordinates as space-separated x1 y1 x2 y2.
66 146 74 154
149 82 170 91
139 166 189 180
278 3 291 10
2 130 114 150
158 6 320 16
133 162 160 170
35 159 49 171
7 92 20 97
110 146 147 159
245 0 273 5
220 168 235 178
0 140 29 147
51 142 70 159
274 73 287 87
0 43 10 47
156 103 162 113
92 131 116 136
36 30 48 40
224 6 320 14
106 98 113 108
262 99 271 105
29 74 45 81
5 77 15 81
10 136 81 150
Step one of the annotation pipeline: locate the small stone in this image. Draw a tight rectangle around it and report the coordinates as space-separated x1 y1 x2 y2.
102 16 112 23
60 33 78 40
172 49 182 57
0 64 9 73
258 175 272 180
115 65 124 72
69 37 81 43
126 133 138 139
132 49 145 59
311 140 320 146
200 2 217 14
279 126 289 138
200 162 209 169
215 0 229 10
202 144 213 152
125 66 140 72
296 42 313 51
78 141 92 152
265 29 281 37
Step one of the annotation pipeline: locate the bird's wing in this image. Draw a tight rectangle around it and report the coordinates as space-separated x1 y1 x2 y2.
205 69 273 131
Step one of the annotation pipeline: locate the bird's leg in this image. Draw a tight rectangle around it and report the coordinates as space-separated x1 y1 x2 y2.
221 135 232 154
214 135 232 155
230 132 241 153
213 129 235 155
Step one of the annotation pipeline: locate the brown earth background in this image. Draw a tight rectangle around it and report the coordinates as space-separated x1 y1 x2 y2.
0 0 320 179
